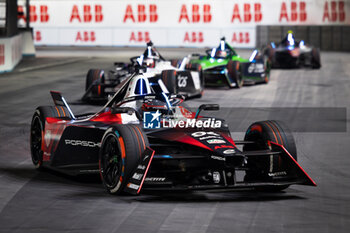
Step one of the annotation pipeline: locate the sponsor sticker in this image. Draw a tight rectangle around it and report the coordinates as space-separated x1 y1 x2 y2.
127 183 140 190
207 139 226 144
211 155 226 161
223 149 235 154
132 173 143 180
213 171 221 183
191 131 220 137
145 177 166 182
65 139 101 148
137 165 146 170
268 171 287 177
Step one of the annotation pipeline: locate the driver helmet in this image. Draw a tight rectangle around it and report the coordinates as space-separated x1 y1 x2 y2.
215 37 229 58
140 41 160 67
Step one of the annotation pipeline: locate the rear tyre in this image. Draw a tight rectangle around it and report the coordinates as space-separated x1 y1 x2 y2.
263 56 271 84
311 48 321 69
30 106 71 169
161 69 177 94
243 120 297 192
227 60 243 88
265 45 276 68
86 69 105 97
185 63 204 97
170 59 180 68
99 125 149 194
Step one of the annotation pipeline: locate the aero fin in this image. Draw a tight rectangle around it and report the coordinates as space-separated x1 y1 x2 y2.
50 91 75 119
124 147 155 195
270 142 316 186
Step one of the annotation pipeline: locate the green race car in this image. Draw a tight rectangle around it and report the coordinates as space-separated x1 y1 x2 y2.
180 37 270 88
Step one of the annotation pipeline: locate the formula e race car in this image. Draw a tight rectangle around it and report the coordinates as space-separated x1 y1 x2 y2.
177 37 270 88
82 41 204 104
31 71 316 195
265 31 321 69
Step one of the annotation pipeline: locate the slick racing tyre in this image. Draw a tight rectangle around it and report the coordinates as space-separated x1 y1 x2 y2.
99 125 149 195
161 69 177 94
170 59 180 68
311 48 321 69
263 56 271 84
30 106 71 169
185 63 204 97
265 45 276 68
86 69 105 97
227 60 243 88
243 120 297 192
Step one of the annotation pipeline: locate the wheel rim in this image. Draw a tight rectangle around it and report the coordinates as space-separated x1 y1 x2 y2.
30 116 43 166
101 135 122 188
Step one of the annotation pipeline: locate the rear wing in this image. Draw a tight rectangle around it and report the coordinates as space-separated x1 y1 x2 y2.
50 91 76 119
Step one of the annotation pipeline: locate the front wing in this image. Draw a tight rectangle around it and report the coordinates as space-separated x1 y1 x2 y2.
123 142 316 194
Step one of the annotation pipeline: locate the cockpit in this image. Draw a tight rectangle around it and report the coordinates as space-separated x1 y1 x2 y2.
207 37 237 58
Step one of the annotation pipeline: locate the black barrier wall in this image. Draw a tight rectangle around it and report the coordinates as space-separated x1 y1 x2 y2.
256 26 350 51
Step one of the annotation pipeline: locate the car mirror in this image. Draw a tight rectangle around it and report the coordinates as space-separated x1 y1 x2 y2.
195 104 220 118
111 107 142 120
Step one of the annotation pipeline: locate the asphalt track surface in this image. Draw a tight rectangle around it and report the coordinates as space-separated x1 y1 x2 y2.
0 48 349 233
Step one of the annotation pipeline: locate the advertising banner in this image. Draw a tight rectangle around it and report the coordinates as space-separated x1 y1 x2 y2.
17 0 350 47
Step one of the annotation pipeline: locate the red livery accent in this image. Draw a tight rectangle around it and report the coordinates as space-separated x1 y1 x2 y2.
90 111 123 123
214 145 234 150
137 148 155 194
177 136 213 151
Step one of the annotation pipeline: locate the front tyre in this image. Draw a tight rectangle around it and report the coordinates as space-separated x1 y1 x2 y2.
161 70 177 94
30 106 71 169
227 60 243 88
311 48 321 69
30 112 44 169
86 69 105 97
99 125 149 194
243 120 297 192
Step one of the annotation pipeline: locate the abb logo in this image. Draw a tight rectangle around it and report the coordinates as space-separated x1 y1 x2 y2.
184 32 204 43
34 31 42 42
76 31 96 42
231 32 250 44
0 44 4 66
70 5 103 23
17 5 49 22
322 1 345 22
129 31 151 42
231 3 262 22
279 1 307 22
123 5 158 23
179 5 212 23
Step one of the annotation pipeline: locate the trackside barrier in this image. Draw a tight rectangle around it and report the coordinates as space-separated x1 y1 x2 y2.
16 0 350 48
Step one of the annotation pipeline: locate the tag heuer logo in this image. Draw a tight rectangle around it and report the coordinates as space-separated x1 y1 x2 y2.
143 110 161 129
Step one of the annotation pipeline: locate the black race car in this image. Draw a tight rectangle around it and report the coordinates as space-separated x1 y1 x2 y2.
31 71 316 195
82 41 204 104
265 31 321 69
